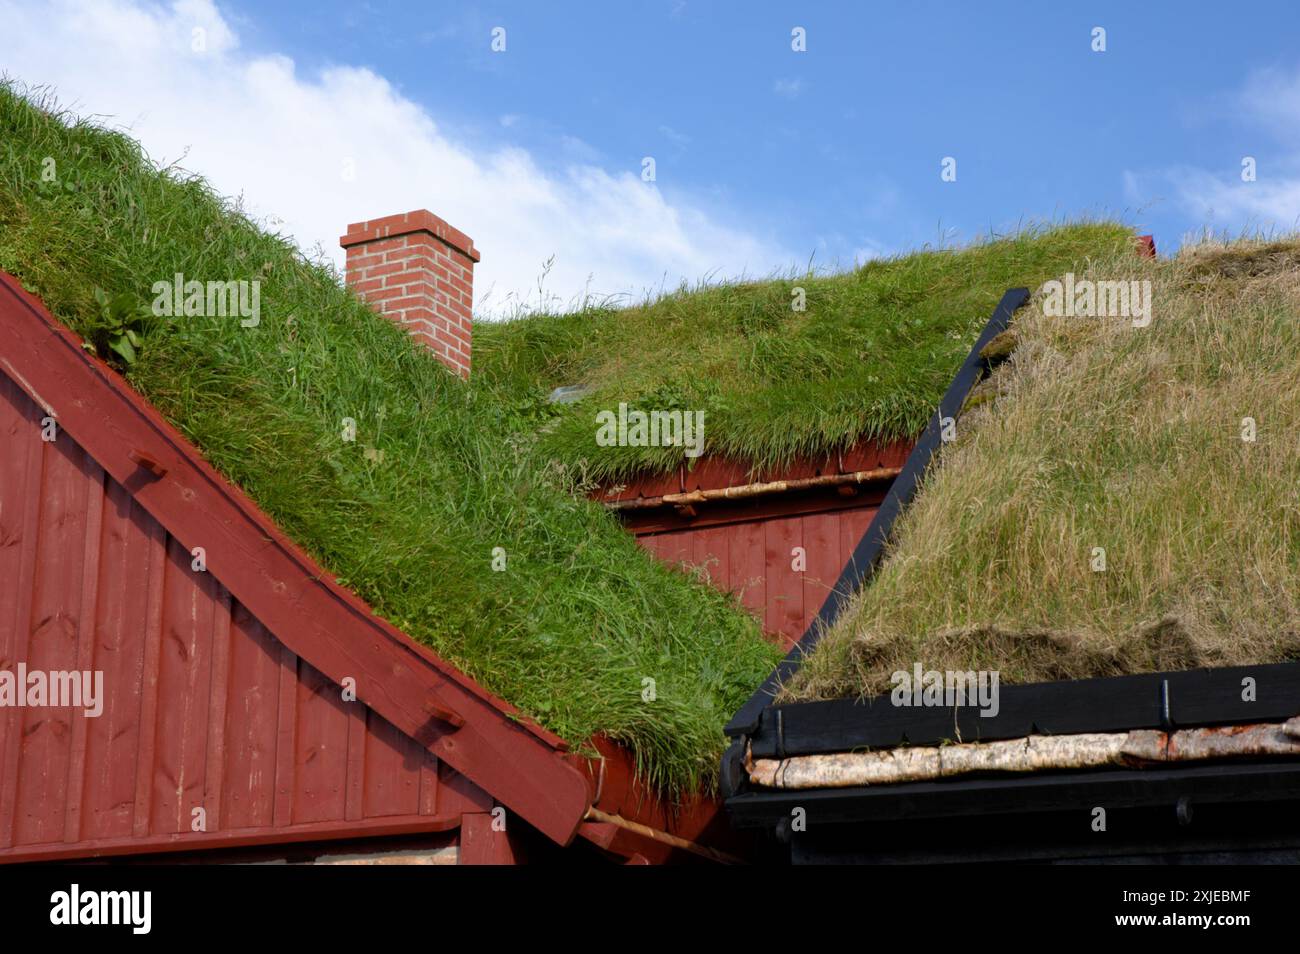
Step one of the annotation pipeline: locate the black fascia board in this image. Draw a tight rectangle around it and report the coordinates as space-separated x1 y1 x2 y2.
746 660 1300 761
726 759 1300 830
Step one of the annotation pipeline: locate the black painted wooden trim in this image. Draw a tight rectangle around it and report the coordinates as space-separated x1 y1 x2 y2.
726 759 1300 829
747 660 1300 760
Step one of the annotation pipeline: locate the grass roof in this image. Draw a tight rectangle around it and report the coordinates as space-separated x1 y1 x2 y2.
475 220 1138 483
0 83 781 795
786 237 1300 702
0 81 1150 794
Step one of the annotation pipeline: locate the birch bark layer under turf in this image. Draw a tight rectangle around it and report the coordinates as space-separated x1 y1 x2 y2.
748 722 1300 789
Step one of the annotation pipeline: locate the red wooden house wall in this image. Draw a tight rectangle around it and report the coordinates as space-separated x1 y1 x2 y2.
601 441 911 649
0 371 504 861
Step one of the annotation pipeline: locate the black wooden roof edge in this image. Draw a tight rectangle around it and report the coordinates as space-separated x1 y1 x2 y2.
725 758 1300 832
744 659 1300 762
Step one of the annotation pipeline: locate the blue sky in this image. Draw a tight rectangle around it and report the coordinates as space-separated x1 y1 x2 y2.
8 0 1300 311
234 1 1300 257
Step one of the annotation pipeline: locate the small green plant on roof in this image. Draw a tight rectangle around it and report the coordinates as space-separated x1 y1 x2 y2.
85 286 154 365
784 236 1300 704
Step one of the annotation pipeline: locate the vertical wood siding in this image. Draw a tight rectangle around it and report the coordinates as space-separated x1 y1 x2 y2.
0 372 482 859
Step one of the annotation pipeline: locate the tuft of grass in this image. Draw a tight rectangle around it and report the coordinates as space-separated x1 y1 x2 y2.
475 221 1139 483
786 239 1300 701
0 81 782 797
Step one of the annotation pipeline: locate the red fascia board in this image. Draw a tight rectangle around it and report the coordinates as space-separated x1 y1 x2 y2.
577 821 677 865
0 273 590 846
571 735 748 862
0 813 462 865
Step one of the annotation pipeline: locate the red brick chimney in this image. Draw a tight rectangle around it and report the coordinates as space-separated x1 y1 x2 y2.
340 209 478 378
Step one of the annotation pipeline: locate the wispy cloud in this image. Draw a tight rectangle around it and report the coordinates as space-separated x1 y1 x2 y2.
1127 64 1300 234
773 77 806 100
658 124 690 150
1168 167 1300 231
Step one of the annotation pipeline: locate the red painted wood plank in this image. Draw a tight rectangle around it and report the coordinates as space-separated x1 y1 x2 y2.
130 520 168 838
656 531 691 569
221 605 281 830
801 511 842 637
691 525 730 590
150 535 216 835
728 521 766 626
201 587 233 834
0 378 43 849
458 810 519 865
638 533 663 560
436 759 493 817
847 506 880 565
0 811 462 864
343 702 367 822
272 644 298 828
14 418 90 845
362 711 422 819
578 735 726 843
82 481 153 842
682 457 747 491
763 516 804 648
63 457 104 843
838 509 858 579
576 821 673 865
418 749 441 817
292 660 350 825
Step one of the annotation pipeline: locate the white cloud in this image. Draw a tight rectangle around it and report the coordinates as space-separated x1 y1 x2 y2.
1132 64 1300 235
1168 166 1300 231
1 0 792 315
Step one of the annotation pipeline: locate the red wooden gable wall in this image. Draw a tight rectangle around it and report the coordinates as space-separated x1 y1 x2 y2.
0 372 504 861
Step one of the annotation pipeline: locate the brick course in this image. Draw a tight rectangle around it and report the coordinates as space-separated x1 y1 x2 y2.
340 209 477 379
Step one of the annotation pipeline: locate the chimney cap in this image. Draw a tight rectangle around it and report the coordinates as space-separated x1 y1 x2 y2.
340 209 480 263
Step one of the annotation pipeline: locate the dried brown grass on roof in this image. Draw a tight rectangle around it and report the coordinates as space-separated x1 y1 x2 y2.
786 238 1300 702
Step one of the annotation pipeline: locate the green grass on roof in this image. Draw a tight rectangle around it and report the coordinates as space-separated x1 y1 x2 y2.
785 238 1300 702
0 81 1154 795
0 82 781 796
475 220 1138 483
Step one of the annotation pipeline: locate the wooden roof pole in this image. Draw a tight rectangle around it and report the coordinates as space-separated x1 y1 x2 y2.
605 466 902 511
